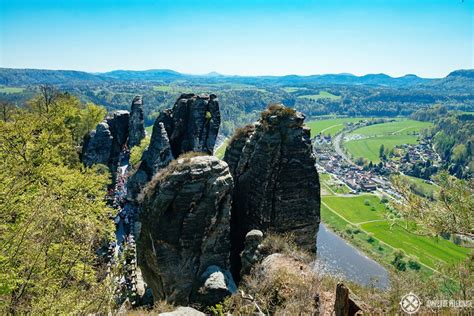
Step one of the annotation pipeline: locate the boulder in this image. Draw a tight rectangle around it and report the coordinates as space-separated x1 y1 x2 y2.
81 121 113 167
195 265 237 306
127 122 173 200
240 230 264 276
137 155 234 305
159 307 205 316
224 104 320 276
128 95 146 148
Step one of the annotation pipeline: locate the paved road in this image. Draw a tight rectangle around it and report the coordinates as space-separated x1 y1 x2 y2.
333 133 355 166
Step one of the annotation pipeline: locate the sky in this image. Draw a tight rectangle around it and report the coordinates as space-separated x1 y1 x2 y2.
0 0 472 78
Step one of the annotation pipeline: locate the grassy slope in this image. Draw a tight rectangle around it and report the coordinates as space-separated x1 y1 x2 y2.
344 119 432 163
404 175 440 197
214 140 228 159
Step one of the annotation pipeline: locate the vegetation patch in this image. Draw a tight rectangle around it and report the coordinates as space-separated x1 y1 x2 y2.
297 91 341 101
306 117 368 137
214 139 228 159
322 195 387 223
361 221 471 269
0 86 25 94
344 119 432 163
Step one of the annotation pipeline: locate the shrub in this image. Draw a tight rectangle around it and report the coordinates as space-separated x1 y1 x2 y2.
391 251 407 271
408 260 421 271
364 199 371 206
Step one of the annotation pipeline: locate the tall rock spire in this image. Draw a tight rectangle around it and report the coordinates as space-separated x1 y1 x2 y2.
128 95 146 148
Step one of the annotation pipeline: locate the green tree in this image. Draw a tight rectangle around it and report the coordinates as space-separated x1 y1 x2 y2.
0 93 113 314
393 172 473 238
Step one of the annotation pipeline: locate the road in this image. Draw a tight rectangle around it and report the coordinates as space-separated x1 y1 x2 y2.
333 133 355 166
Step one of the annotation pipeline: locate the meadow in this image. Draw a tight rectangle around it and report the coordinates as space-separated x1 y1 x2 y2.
297 90 341 101
344 119 432 163
306 117 368 137
321 194 470 271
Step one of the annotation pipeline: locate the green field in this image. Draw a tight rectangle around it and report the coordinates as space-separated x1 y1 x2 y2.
349 120 431 137
306 117 368 137
0 86 24 94
323 195 386 223
321 194 470 271
153 85 174 92
344 119 432 163
361 222 470 268
282 87 307 93
345 134 420 162
404 175 439 198
297 91 341 101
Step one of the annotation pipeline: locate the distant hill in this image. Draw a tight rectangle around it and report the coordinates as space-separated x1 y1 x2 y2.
273 73 428 86
0 67 471 89
101 69 184 81
419 69 474 92
0 68 105 86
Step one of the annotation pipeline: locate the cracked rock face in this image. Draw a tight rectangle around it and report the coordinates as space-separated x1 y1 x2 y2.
127 122 173 200
159 93 221 157
224 104 320 276
128 95 146 148
137 155 234 305
81 110 130 168
81 122 113 167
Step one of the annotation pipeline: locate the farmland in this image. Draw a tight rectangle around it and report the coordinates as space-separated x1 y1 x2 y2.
306 117 369 137
343 119 432 163
297 90 341 101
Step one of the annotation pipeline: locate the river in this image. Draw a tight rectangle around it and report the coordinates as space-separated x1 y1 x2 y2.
315 223 390 289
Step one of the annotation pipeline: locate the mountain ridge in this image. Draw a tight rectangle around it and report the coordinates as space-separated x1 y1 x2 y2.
1 67 472 88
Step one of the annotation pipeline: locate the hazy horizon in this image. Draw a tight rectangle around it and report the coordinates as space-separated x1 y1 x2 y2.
1 65 472 79
1 0 473 78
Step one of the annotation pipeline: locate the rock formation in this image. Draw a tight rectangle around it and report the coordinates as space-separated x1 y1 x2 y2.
127 93 221 200
81 121 113 167
224 104 320 277
108 110 130 166
137 155 235 306
157 93 220 157
127 122 173 200
82 110 129 168
240 230 264 276
128 95 146 148
334 283 368 316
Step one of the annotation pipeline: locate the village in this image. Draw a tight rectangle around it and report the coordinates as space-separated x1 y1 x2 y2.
313 124 440 198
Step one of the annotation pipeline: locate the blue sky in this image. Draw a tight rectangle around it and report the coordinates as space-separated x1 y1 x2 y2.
0 0 472 77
